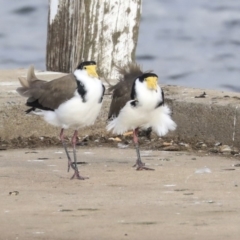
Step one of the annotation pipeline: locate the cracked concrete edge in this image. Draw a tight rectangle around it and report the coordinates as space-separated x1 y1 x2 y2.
1 68 240 146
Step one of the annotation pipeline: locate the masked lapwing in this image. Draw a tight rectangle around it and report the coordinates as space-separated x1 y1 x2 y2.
107 63 176 170
17 61 105 179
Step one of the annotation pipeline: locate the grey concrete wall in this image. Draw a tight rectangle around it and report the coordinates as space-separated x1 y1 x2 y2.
164 85 240 147
1 68 240 147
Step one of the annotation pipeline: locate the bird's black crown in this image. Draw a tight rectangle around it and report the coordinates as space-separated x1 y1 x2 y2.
138 73 158 82
77 61 96 70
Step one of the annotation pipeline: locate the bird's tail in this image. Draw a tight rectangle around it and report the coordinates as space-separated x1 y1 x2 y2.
117 62 143 82
109 62 144 92
16 65 46 97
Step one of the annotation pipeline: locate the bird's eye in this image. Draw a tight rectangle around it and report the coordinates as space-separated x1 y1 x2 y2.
84 67 87 70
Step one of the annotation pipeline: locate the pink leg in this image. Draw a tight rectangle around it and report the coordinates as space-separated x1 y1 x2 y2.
70 130 89 180
60 128 74 172
132 128 154 171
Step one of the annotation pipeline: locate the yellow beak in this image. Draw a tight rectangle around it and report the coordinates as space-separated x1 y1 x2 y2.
86 65 98 78
146 76 158 90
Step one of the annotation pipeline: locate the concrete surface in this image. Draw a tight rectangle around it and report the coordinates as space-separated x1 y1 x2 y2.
1 68 240 148
1 68 240 239
164 85 240 147
1 147 240 240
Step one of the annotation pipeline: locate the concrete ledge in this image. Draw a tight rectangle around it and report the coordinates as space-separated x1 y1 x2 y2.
164 85 240 147
1 68 240 147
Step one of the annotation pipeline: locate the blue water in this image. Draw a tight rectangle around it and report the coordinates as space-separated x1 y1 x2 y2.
0 0 240 91
0 0 48 69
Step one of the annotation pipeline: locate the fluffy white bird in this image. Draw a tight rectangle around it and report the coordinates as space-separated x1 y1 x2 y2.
107 63 176 170
17 61 105 179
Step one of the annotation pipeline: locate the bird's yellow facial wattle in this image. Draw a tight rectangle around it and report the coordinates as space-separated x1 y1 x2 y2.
145 76 158 90
86 65 98 78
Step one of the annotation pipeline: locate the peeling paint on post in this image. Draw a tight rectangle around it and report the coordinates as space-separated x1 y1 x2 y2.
46 0 142 80
49 0 59 24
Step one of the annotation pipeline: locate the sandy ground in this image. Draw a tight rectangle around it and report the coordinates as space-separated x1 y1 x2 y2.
0 146 240 240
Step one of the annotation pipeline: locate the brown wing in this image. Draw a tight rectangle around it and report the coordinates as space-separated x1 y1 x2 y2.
108 63 143 119
17 66 78 110
28 74 77 110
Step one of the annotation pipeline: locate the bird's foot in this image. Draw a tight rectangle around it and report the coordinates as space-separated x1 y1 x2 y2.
70 169 89 180
133 160 154 171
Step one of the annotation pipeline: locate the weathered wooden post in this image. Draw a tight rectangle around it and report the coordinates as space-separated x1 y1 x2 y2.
46 0 142 80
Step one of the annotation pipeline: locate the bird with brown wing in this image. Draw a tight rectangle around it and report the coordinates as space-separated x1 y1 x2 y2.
17 61 105 179
107 63 176 170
